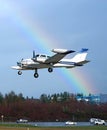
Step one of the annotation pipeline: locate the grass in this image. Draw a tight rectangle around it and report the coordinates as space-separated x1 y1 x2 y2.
0 123 107 130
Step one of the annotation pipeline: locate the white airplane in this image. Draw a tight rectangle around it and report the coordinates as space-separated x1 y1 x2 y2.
12 48 90 78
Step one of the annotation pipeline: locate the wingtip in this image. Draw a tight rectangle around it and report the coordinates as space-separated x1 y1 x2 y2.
65 50 75 54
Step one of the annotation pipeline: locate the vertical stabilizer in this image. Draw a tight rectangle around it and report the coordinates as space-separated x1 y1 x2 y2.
71 48 88 63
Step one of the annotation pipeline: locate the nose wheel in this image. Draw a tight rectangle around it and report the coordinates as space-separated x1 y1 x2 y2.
18 71 22 75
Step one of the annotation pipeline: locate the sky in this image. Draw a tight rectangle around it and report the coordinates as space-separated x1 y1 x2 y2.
0 0 107 98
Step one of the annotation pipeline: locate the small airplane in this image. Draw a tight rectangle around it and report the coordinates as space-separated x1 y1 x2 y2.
12 48 90 78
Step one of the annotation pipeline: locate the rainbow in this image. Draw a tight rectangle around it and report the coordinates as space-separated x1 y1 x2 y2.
57 69 95 95
5 1 95 95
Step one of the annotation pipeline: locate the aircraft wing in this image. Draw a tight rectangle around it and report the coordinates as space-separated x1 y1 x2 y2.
45 49 75 64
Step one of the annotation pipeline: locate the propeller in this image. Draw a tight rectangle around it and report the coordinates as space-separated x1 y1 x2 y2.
17 58 23 67
33 50 36 59
32 50 38 62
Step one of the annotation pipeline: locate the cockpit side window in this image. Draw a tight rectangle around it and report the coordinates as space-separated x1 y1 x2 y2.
40 55 46 58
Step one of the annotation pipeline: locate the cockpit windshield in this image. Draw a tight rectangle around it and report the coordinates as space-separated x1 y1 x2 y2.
40 55 46 57
36 54 39 57
47 56 50 59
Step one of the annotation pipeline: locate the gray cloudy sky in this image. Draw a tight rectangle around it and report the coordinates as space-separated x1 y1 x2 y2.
0 0 107 98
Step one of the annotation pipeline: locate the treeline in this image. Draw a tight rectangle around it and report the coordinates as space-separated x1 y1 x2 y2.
0 91 107 122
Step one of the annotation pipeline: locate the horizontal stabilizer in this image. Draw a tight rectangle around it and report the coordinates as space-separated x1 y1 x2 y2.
74 60 90 66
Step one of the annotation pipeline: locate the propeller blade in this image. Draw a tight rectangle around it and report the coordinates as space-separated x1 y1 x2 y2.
33 50 36 58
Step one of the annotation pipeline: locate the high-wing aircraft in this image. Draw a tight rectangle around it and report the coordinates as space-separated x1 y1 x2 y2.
12 48 90 78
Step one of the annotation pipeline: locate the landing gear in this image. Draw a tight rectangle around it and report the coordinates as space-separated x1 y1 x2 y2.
34 73 39 78
18 71 22 75
48 68 53 73
17 68 53 78
34 69 39 78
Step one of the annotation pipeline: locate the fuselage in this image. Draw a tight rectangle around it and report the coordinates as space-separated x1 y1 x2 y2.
14 56 74 70
11 48 89 78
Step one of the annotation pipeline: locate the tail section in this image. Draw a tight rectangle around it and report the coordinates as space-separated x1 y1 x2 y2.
71 48 89 63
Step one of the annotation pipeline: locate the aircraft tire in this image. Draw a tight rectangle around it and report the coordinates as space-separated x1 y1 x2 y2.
48 68 53 73
34 73 39 78
18 71 22 75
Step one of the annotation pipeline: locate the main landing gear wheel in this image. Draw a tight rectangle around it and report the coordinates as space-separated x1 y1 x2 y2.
48 68 53 73
18 71 22 75
34 69 39 78
34 73 39 78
